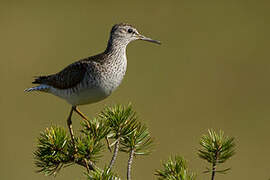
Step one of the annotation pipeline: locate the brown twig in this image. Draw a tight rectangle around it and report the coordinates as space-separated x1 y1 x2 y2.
211 151 219 180
109 139 120 170
106 136 112 152
84 159 90 173
76 159 96 171
127 149 135 180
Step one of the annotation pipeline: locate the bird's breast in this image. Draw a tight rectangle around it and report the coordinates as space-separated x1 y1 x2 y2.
70 56 127 105
89 56 127 95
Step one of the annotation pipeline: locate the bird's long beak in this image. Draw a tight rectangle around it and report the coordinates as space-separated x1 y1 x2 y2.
138 34 161 45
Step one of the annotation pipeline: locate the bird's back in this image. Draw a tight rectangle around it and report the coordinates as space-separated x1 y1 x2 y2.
26 51 127 105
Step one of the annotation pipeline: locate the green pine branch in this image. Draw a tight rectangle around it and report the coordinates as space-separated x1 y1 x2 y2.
86 166 120 180
155 156 196 180
120 121 153 180
33 105 236 180
99 104 154 179
33 104 154 179
34 127 74 176
198 129 236 180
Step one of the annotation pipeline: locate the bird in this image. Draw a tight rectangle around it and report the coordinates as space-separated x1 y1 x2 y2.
25 23 160 146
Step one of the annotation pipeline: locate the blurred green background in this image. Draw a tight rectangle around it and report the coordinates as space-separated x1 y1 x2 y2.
1 0 270 179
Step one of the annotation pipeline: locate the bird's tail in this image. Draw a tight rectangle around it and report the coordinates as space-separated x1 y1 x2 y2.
24 84 50 92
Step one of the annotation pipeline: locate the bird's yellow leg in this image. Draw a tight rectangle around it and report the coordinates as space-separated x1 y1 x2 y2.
73 106 88 120
73 106 90 128
67 107 77 152
73 106 111 151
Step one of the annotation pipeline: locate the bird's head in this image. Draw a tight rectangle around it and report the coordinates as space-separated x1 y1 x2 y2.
109 23 161 46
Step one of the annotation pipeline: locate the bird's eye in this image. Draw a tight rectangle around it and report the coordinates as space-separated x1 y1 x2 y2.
127 28 133 33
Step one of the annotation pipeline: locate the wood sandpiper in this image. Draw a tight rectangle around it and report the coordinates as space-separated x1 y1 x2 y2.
25 23 160 146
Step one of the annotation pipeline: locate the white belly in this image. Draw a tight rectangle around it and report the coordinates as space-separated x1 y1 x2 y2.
49 70 126 106
49 85 110 106
66 87 110 105
49 54 127 106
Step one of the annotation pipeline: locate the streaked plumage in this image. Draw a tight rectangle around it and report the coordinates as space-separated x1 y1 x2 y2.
25 23 160 106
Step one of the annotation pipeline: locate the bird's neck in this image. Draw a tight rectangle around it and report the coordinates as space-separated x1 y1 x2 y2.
104 36 128 56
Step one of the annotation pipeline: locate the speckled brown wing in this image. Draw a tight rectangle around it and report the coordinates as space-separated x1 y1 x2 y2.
32 62 87 89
